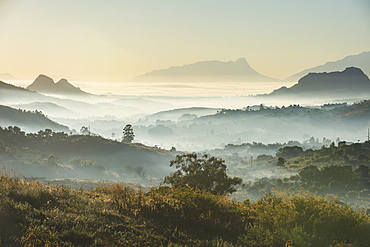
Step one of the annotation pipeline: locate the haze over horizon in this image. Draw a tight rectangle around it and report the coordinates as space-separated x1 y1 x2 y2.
1 0 369 82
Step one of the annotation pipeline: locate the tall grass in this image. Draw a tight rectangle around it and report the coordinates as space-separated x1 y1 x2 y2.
1 168 369 246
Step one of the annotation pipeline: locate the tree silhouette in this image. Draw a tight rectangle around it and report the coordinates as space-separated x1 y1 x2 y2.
80 126 89 135
122 124 135 143
163 153 242 195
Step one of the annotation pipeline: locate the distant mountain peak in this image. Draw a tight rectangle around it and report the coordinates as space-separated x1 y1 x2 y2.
270 67 370 98
27 75 89 96
235 57 247 63
284 51 370 82
56 78 69 84
33 74 54 84
131 58 278 82
341 66 367 76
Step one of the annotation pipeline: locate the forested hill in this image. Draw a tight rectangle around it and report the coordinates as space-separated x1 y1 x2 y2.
0 126 175 180
0 105 69 133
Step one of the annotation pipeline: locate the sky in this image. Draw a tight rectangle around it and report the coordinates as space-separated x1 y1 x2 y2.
0 0 369 82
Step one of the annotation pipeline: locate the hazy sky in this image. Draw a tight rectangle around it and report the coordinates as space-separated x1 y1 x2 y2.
0 0 369 81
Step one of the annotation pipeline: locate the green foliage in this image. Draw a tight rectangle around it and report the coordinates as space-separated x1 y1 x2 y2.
0 170 369 246
241 192 370 246
163 153 242 195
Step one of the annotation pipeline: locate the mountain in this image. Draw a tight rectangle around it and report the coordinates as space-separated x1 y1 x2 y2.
0 73 17 81
0 104 69 133
131 58 279 82
285 51 370 82
269 67 370 98
27 74 90 96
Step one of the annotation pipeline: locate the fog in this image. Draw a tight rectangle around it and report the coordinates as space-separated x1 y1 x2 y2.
1 79 370 193
5 79 369 151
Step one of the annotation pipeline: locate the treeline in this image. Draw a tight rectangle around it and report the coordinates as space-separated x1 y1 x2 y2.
1 171 369 246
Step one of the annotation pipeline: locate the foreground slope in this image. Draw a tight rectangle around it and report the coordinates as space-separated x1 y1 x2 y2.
0 173 369 246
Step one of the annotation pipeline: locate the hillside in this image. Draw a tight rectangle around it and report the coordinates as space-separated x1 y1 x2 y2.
226 140 370 209
131 58 279 82
1 166 369 246
27 74 90 96
0 126 174 182
0 105 69 133
285 51 370 82
269 67 370 98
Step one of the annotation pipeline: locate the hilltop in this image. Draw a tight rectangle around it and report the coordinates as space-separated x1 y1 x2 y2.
285 51 370 82
27 74 90 96
131 58 279 82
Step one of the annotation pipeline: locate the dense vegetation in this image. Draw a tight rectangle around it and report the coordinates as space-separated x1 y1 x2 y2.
1 169 369 246
223 141 370 210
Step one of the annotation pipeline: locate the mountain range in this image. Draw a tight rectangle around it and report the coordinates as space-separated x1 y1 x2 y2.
27 74 89 96
284 51 370 82
131 58 279 82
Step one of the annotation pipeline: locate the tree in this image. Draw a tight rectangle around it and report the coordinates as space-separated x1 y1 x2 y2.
163 153 242 195
276 146 303 159
122 124 135 143
276 157 286 167
80 126 90 135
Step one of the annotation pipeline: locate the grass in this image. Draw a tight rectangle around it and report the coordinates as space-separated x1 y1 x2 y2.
1 168 369 246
